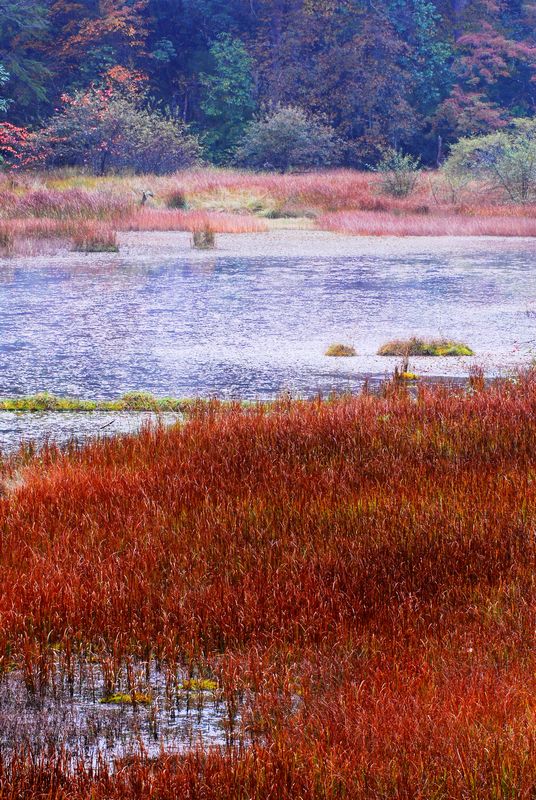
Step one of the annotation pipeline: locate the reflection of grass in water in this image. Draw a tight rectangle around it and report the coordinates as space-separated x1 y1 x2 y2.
0 659 230 767
378 337 474 357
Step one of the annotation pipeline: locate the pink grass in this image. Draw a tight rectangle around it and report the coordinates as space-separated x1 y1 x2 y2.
317 209 536 236
122 208 268 234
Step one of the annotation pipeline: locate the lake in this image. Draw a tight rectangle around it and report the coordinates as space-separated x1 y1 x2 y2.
1 234 535 404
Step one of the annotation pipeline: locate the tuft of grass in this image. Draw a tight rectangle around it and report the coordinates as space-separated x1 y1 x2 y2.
118 391 161 411
325 343 357 357
72 223 119 253
192 225 216 249
164 189 188 209
0 223 14 256
378 337 474 357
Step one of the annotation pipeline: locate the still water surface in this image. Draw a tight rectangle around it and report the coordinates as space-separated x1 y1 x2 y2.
1 241 535 403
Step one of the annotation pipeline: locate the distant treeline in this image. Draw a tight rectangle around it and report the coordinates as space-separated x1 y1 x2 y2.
1 0 536 166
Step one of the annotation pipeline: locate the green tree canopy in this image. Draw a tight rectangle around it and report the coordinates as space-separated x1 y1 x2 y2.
200 34 255 164
236 105 340 173
0 0 49 121
0 63 9 113
445 119 536 203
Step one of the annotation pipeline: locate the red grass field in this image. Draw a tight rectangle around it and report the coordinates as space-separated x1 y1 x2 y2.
1 375 536 797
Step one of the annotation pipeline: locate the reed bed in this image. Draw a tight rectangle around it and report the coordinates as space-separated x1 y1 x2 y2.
71 222 119 252
0 375 536 796
318 209 536 236
122 208 268 233
1 169 536 249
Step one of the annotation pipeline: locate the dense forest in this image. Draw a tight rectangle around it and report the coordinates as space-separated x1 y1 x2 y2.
1 0 536 168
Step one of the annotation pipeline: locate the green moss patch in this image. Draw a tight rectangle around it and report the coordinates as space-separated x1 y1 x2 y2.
100 692 152 705
180 678 218 692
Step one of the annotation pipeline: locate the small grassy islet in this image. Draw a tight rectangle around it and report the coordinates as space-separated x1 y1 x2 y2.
378 337 474 357
325 344 357 357
0 391 193 413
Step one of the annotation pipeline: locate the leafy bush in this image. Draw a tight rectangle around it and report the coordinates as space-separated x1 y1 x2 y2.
373 147 421 197
236 105 340 173
445 119 536 203
36 88 202 175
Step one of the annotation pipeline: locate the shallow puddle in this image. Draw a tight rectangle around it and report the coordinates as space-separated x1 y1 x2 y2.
0 411 181 453
0 661 234 765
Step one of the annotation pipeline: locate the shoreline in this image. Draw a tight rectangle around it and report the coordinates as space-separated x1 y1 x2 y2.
3 227 536 265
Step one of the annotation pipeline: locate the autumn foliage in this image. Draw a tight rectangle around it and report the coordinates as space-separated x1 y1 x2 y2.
3 0 536 165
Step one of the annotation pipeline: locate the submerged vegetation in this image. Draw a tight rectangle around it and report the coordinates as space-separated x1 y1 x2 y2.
378 337 474 356
180 679 218 693
1 375 536 795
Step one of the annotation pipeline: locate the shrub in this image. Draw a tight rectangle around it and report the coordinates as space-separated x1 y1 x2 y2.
378 337 474 356
445 119 536 203
165 189 188 209
36 88 202 176
373 147 421 198
236 105 340 173
325 344 357 357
